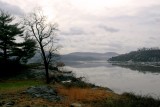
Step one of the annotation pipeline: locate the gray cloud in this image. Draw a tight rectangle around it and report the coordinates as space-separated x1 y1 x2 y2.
1 0 160 54
61 27 86 36
98 25 119 33
149 37 157 40
108 43 122 49
138 5 160 25
56 4 160 54
0 1 24 16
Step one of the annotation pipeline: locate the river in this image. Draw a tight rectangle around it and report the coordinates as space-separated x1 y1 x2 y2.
64 61 160 98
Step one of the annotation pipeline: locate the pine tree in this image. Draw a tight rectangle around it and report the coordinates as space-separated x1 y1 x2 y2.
0 10 36 63
12 36 37 63
0 10 23 61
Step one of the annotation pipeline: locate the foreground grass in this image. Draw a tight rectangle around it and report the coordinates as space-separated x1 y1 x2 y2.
57 85 160 107
92 93 160 107
1 80 160 107
56 84 120 106
0 80 44 93
0 81 119 107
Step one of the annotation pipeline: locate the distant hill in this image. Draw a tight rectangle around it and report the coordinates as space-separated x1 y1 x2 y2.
27 51 59 64
28 51 119 63
61 52 119 61
27 52 42 64
108 48 160 62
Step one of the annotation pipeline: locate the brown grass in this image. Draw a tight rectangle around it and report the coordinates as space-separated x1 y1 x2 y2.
0 83 120 107
1 93 65 107
56 85 120 106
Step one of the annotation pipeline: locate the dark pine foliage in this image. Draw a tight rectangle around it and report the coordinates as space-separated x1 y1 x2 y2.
0 10 23 61
0 10 36 63
0 59 25 78
0 10 37 77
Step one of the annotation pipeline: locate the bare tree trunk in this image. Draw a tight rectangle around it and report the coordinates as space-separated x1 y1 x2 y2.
40 44 50 84
23 9 59 84
4 43 7 61
44 61 49 84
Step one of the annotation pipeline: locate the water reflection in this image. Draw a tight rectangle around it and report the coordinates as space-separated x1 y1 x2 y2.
111 63 160 74
65 61 160 98
64 61 114 68
65 61 160 74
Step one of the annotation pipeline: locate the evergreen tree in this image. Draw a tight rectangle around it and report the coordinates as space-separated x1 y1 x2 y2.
12 36 37 63
0 10 23 61
0 10 36 63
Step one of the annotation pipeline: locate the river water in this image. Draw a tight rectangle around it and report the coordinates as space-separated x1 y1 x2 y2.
65 61 160 98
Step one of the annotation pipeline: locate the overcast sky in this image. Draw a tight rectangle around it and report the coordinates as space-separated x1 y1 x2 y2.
1 0 160 54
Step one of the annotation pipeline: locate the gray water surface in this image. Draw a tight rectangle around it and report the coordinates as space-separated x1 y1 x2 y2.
65 61 160 98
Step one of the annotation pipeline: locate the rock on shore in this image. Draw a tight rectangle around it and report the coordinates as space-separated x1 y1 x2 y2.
26 86 61 101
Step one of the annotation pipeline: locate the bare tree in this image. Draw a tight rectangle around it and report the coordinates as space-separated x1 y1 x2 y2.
23 9 59 83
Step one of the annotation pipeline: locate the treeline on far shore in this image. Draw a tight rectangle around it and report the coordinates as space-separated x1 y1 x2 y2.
109 48 160 62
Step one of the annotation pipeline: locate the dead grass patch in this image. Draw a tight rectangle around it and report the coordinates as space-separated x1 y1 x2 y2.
0 82 120 107
56 85 120 106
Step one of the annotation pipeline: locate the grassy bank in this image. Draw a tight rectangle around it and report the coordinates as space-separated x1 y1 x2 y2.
0 80 119 107
0 80 160 107
0 80 44 93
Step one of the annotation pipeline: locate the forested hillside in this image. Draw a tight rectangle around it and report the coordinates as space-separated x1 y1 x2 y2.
109 48 160 62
